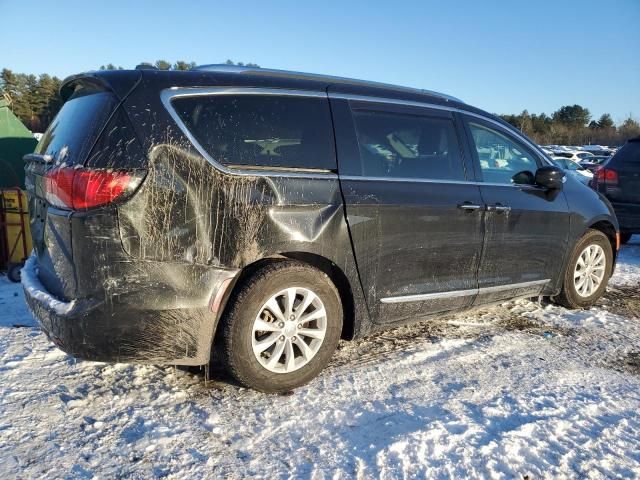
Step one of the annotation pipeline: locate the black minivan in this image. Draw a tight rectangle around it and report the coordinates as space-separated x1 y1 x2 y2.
23 66 619 392
590 137 640 244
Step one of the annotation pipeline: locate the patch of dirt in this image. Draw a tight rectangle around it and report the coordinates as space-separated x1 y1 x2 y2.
600 286 640 319
497 313 574 337
329 305 573 369
608 351 640 375
622 352 640 374
330 319 463 368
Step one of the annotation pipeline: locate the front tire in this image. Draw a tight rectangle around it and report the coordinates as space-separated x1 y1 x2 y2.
553 229 613 309
219 261 343 393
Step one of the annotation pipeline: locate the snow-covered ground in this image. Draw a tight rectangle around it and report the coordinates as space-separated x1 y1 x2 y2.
1 239 639 479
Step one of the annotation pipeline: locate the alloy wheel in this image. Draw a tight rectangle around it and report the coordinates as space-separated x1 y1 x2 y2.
251 287 327 373
574 244 606 297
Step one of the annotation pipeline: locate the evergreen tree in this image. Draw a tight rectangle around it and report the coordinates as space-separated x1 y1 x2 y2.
618 116 640 141
597 113 614 129
552 105 591 128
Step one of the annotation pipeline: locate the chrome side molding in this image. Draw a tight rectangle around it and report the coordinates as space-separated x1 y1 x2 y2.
380 279 550 304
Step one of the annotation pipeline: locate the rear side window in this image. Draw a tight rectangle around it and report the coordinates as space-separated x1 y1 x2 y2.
36 85 118 165
351 110 465 180
172 95 336 170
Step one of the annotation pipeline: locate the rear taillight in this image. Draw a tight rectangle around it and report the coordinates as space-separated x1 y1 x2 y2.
44 167 144 210
596 167 618 184
592 167 618 190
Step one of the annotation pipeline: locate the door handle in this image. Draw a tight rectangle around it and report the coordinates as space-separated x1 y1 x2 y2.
458 202 482 211
486 203 511 213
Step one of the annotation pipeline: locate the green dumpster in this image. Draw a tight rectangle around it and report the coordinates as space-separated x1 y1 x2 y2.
0 96 38 189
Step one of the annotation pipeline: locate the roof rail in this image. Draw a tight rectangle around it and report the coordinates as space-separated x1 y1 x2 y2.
192 64 464 103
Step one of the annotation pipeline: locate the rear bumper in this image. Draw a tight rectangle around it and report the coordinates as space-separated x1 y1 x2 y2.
22 254 238 365
611 202 640 233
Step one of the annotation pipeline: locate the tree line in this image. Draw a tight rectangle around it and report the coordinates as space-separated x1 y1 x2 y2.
1 70 63 133
499 105 640 147
1 61 639 146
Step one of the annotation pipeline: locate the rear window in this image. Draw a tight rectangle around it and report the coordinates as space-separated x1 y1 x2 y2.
36 85 118 165
611 140 640 166
172 95 336 170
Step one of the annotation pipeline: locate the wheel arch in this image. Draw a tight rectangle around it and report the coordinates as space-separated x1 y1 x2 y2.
280 251 356 340
216 252 357 342
586 219 618 263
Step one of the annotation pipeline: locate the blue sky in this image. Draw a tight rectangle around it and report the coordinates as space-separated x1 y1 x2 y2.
2 0 639 123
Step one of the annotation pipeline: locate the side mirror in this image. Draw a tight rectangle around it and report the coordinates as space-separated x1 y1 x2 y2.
512 170 536 185
535 165 565 190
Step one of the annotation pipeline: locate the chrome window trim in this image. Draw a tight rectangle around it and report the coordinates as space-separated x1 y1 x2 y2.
160 87 549 181
160 87 338 179
164 86 327 100
225 163 334 174
330 92 457 113
380 279 549 304
339 175 545 190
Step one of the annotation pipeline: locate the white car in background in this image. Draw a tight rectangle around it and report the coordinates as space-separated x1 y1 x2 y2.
540 147 555 157
552 150 595 162
552 157 593 184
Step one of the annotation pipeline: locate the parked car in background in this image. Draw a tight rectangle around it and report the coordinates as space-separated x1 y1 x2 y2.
22 66 621 392
576 152 596 160
552 157 593 184
553 150 595 162
541 147 555 157
591 137 640 244
581 145 615 156
580 155 611 172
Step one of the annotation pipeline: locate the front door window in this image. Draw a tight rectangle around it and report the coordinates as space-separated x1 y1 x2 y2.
467 122 539 184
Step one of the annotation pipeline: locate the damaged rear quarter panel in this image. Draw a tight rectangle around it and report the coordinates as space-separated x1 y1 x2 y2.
112 75 372 359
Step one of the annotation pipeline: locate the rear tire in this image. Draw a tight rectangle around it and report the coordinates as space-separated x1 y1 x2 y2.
553 229 613 309
218 261 343 393
620 231 632 245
